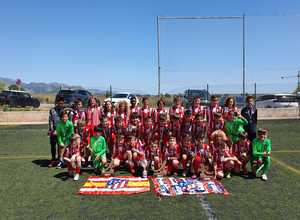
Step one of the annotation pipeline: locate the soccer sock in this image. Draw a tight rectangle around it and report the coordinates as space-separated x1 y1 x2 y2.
67 163 74 173
182 159 187 171
263 157 271 174
76 167 80 174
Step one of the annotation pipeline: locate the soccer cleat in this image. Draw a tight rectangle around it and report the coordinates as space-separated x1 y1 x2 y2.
261 174 268 181
74 173 80 181
48 160 56 168
56 161 64 169
182 171 187 177
191 174 197 179
226 173 231 179
142 170 148 178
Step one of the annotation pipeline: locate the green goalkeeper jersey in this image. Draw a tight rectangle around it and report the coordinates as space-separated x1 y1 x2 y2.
56 120 74 146
225 117 248 144
252 138 272 158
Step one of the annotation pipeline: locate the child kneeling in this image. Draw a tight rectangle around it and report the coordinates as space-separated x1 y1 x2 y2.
252 128 271 181
64 134 83 181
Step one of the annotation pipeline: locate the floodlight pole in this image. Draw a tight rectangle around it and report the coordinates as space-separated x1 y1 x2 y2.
156 16 161 98
242 14 246 105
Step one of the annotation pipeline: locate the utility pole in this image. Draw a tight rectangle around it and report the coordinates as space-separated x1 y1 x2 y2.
110 84 112 102
156 16 161 99
281 71 300 118
281 71 300 93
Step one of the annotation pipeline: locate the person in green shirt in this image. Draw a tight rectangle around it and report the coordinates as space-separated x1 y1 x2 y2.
89 127 108 173
56 110 74 168
252 128 271 181
224 111 248 145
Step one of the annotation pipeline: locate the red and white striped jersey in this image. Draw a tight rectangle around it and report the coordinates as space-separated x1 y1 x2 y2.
169 106 185 120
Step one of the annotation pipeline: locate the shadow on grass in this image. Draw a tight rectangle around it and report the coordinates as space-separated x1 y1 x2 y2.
231 171 256 180
32 159 50 167
54 171 70 181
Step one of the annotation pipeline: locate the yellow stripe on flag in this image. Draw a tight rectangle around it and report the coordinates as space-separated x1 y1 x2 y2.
127 181 150 187
84 182 106 187
83 180 150 188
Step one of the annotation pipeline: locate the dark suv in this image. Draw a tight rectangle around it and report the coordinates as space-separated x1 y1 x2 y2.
183 89 210 107
0 90 40 108
55 89 92 107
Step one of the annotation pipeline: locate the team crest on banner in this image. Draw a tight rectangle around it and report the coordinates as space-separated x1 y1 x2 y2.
152 177 229 196
79 176 150 195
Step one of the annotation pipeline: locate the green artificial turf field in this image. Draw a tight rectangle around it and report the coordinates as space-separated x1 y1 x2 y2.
0 120 300 220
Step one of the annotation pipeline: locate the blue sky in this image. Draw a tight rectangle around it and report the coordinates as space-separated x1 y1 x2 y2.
0 0 300 94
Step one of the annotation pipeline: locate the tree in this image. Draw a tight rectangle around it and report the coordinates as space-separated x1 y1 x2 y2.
0 81 5 91
105 90 111 98
8 84 25 91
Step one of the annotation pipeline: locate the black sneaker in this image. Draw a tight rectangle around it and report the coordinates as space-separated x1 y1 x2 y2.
56 161 64 169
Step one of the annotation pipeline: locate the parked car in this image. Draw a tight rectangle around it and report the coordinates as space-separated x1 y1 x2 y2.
0 90 40 108
183 89 210 107
104 93 139 106
255 94 299 108
55 89 92 107
220 95 245 108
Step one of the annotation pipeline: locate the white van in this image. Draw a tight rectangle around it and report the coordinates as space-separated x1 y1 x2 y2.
256 94 299 108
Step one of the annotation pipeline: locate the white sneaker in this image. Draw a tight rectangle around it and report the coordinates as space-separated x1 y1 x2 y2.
182 171 187 177
74 173 80 181
226 173 231 179
142 170 147 178
261 174 268 181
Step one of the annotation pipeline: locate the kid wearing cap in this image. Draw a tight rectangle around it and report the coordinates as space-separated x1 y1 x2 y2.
252 128 272 181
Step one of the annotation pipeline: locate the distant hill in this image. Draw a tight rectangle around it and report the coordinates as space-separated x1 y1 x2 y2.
0 77 106 94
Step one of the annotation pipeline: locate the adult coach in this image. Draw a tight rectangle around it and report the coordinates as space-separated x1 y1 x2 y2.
241 95 257 141
48 97 65 167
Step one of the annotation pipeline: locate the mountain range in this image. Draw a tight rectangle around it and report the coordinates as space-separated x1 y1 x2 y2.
0 77 106 94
